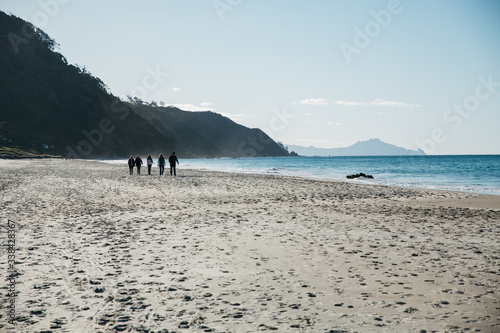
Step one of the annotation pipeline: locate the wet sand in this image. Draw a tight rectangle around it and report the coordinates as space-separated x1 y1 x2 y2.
0 159 499 332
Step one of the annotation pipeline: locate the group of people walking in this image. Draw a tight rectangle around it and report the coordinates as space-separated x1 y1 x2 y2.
128 152 179 176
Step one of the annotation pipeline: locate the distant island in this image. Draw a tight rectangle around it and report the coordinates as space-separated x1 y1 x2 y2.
288 138 426 156
0 11 291 159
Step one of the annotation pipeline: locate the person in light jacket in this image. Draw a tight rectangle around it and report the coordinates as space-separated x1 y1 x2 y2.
146 154 153 175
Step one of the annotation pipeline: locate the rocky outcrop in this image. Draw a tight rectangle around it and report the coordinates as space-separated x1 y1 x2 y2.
346 173 374 179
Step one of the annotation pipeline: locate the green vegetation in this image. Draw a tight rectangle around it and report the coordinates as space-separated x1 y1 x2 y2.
0 146 61 159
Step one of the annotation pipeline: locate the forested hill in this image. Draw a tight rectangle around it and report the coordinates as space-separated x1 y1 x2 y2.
130 104 289 158
0 11 290 158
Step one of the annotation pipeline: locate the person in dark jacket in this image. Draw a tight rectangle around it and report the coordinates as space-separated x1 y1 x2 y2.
168 152 179 176
135 155 143 175
128 156 135 175
146 154 153 175
158 153 166 175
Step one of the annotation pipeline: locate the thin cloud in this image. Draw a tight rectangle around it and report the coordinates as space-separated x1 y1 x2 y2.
335 100 365 106
170 87 181 92
169 103 216 111
328 121 342 126
335 99 420 107
299 98 329 105
200 102 215 107
220 112 253 121
370 99 420 107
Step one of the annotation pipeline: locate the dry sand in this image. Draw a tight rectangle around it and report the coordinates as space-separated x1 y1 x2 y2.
0 159 499 332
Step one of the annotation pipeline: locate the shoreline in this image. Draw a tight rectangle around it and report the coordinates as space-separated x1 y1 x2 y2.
1 159 499 332
4 155 499 197
95 158 500 197
3 157 500 204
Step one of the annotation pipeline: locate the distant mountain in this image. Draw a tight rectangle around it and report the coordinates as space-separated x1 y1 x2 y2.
0 11 289 158
288 139 426 156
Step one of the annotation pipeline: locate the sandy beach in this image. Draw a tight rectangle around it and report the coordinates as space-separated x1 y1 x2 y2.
0 159 499 332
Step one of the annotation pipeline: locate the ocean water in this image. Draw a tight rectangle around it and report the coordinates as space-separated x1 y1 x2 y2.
101 155 500 195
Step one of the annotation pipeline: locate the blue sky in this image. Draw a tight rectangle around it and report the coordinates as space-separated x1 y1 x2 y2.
2 0 500 154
